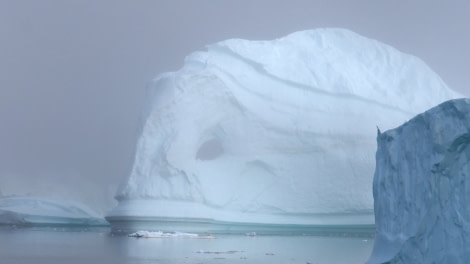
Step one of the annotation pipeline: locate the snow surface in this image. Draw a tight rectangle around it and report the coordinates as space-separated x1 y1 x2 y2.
0 196 108 226
108 28 460 231
368 98 470 264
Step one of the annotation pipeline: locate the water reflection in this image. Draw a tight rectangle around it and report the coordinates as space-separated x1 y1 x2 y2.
0 227 373 264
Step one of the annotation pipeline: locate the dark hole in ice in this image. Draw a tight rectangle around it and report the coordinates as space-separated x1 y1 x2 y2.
196 139 224 160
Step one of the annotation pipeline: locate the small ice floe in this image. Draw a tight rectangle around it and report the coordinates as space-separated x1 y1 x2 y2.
196 250 243 254
245 232 256 236
128 230 214 239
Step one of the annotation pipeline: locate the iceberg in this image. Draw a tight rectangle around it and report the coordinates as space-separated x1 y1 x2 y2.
368 99 470 264
107 28 460 233
0 196 108 226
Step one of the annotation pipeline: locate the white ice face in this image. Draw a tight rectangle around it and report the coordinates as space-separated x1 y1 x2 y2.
110 28 460 226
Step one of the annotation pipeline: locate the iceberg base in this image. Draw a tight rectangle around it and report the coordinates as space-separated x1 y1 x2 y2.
107 216 374 236
106 200 374 235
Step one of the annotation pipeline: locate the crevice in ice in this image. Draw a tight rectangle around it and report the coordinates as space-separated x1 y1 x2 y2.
196 138 224 160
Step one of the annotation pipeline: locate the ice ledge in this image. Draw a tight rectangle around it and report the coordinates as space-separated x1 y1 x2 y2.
106 200 374 235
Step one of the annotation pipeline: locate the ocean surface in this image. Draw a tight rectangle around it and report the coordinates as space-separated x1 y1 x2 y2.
0 226 374 264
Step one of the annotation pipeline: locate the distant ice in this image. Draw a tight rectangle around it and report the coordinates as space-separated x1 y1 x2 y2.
0 196 108 226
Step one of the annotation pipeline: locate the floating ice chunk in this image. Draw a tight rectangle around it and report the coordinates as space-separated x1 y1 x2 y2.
196 250 243 254
128 230 214 239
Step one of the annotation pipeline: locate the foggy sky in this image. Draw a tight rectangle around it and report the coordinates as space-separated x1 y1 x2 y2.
1 1 469 213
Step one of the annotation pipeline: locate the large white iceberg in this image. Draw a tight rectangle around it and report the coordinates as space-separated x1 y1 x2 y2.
107 28 460 232
0 196 108 226
368 98 470 264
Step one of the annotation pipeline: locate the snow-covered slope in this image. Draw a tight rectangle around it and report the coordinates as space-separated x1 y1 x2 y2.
368 98 470 264
107 28 460 232
0 196 108 226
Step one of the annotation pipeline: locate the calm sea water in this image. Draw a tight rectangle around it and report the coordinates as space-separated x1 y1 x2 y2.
0 226 373 264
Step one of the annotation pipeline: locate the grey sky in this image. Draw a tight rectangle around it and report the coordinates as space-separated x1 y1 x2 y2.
0 1 469 213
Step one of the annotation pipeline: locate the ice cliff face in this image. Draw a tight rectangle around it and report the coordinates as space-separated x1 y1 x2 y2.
108 28 460 230
368 99 470 264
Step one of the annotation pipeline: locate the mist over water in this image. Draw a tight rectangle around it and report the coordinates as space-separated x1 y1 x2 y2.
1 3 468 263
0 2 469 217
